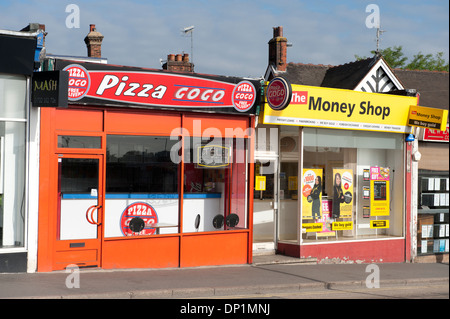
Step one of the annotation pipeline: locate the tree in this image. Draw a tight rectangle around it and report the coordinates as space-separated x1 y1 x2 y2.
355 46 449 71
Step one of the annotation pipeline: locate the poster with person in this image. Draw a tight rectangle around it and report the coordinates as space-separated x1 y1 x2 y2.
332 169 353 218
302 169 323 220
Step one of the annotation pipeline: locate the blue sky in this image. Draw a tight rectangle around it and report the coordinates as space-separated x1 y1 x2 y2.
1 0 448 77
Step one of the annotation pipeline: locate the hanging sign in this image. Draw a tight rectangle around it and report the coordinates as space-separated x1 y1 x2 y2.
370 167 390 216
32 71 69 107
408 105 448 131
266 77 292 110
263 83 417 133
56 62 260 114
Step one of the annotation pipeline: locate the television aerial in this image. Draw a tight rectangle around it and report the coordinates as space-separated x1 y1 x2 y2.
181 26 195 67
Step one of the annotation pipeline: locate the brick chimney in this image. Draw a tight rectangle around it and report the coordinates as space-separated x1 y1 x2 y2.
162 53 194 72
268 26 288 72
84 24 104 58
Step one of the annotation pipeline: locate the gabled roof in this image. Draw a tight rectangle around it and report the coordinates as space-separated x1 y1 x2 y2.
320 56 379 90
267 53 448 111
272 54 404 93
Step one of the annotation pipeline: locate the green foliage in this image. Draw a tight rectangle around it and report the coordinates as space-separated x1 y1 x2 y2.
355 46 449 71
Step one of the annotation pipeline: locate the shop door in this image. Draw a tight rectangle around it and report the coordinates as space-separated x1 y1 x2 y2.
253 159 278 252
54 155 104 270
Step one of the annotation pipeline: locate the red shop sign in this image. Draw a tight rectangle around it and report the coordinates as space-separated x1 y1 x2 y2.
62 64 258 113
422 124 449 142
266 77 292 110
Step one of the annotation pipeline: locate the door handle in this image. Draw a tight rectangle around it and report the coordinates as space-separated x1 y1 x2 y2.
86 205 102 225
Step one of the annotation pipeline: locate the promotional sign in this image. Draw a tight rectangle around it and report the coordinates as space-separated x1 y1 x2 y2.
421 124 449 142
302 169 323 219
332 169 353 218
370 220 390 229
32 71 68 107
120 202 158 236
196 144 231 168
302 223 323 232
56 61 260 114
332 221 353 230
255 176 266 191
263 83 417 133
316 203 336 237
408 105 448 131
370 166 390 216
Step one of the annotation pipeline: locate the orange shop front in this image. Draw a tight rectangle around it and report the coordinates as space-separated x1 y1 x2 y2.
37 61 260 272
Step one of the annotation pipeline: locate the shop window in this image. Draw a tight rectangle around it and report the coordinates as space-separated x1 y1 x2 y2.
417 170 449 255
0 74 27 248
104 135 179 237
183 137 248 233
300 128 404 243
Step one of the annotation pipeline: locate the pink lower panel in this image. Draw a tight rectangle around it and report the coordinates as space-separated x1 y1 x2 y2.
278 238 405 263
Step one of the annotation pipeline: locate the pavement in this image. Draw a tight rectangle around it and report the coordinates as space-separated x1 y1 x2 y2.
0 254 448 299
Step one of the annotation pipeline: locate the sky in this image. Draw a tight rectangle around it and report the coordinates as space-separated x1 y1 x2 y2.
1 0 448 78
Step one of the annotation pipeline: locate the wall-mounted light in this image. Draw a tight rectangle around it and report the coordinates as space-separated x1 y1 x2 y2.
405 134 415 142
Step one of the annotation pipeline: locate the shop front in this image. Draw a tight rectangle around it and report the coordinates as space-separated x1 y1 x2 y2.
0 26 43 272
37 60 260 271
259 78 431 263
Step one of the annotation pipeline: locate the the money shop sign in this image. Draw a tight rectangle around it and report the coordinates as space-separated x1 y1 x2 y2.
263 83 418 133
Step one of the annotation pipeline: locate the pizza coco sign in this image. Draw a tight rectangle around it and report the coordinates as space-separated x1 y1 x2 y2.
61 63 259 114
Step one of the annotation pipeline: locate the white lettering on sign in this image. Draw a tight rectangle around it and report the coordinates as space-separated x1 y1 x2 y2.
96 75 167 99
174 86 225 103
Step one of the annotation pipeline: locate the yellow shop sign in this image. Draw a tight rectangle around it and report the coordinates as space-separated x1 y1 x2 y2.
408 105 448 131
263 83 417 133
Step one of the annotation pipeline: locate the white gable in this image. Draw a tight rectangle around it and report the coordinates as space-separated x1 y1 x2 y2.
354 58 404 93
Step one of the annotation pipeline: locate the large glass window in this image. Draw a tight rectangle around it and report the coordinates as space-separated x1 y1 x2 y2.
0 74 27 248
301 128 404 243
183 137 248 233
417 170 449 255
104 135 179 237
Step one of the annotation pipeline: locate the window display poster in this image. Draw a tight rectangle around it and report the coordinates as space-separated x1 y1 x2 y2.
317 201 336 236
302 169 323 219
370 167 390 216
332 169 353 218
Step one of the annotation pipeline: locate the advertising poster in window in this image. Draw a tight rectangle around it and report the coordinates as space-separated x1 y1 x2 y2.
302 169 323 219
332 169 353 218
370 167 390 216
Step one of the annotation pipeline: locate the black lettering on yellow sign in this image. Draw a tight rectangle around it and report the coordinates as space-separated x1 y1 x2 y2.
370 220 389 228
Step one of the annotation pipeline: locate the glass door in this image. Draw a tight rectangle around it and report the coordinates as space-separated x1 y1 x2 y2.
54 155 104 269
253 159 278 252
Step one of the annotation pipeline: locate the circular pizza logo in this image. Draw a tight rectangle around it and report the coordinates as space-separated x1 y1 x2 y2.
266 77 292 110
232 81 256 112
62 64 91 101
120 202 158 236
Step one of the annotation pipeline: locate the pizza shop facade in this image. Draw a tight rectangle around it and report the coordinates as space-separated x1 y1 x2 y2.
37 61 260 272
259 78 423 263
